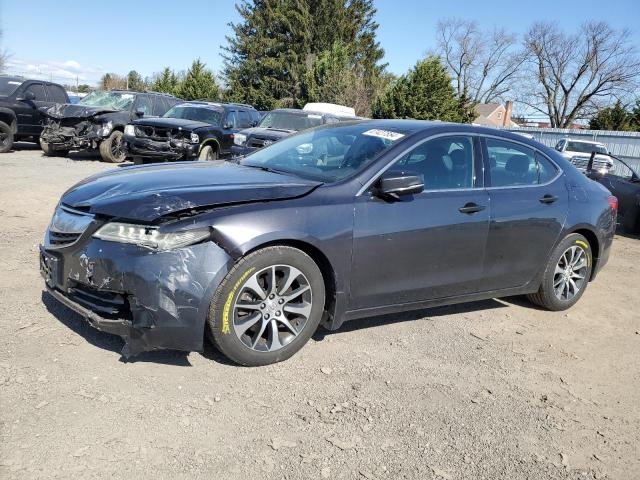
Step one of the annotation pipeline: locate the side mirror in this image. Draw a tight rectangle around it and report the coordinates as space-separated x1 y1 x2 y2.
223 124 233 130
376 171 424 199
19 91 36 102
134 108 145 117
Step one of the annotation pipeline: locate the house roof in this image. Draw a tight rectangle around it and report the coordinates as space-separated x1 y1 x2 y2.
474 103 501 117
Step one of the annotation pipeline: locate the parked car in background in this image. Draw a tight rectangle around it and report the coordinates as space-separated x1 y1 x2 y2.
555 138 613 173
586 155 640 234
231 104 357 156
39 90 179 162
124 101 261 163
0 76 70 153
39 121 616 365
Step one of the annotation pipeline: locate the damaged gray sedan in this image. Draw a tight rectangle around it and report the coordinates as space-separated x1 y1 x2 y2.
40 120 615 366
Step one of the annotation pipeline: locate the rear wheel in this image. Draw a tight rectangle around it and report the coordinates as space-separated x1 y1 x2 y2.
99 130 126 163
0 121 13 153
198 144 218 161
208 246 325 366
527 233 593 311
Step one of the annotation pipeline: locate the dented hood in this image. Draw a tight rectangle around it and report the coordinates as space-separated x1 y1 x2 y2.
61 161 321 222
41 103 119 119
130 116 212 131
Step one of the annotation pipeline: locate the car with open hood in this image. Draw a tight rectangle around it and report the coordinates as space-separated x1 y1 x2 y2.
0 76 70 153
40 120 616 366
123 101 261 163
230 107 357 157
39 90 180 162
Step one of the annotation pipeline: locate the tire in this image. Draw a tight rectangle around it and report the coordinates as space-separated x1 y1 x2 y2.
99 130 126 163
0 121 14 153
527 233 593 311
198 144 218 161
40 138 69 157
208 246 325 366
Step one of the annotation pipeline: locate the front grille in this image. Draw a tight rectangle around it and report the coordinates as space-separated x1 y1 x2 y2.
135 125 186 142
68 282 131 319
570 156 612 172
248 137 274 148
48 231 81 246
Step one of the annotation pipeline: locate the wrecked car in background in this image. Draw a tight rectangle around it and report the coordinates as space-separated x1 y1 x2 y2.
39 90 179 162
231 103 357 156
124 101 261 163
0 75 70 153
40 120 616 366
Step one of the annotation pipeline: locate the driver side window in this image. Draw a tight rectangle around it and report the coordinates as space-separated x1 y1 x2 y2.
388 136 476 190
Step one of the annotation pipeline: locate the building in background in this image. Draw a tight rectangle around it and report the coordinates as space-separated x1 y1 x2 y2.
473 101 518 128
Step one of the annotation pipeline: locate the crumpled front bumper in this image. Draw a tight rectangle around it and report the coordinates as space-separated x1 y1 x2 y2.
40 123 101 150
40 237 234 357
124 134 199 161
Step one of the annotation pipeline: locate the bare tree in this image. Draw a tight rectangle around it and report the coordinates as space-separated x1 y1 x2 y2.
436 18 524 104
521 21 640 128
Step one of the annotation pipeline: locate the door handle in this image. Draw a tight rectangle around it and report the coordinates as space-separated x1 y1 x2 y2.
458 202 486 214
539 194 558 204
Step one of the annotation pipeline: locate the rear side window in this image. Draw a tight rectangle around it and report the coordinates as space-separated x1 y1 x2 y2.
24 83 46 101
390 135 476 190
238 110 253 128
487 138 557 187
46 85 68 103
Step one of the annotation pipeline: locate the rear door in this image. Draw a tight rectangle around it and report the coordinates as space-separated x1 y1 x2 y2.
482 137 568 290
350 134 490 309
220 110 239 154
14 82 50 135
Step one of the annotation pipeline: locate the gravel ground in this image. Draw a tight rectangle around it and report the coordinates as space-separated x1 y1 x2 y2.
1 144 639 480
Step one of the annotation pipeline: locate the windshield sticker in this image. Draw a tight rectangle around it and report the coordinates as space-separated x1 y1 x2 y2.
121 94 134 99
306 114 322 119
8 81 21 85
362 129 405 141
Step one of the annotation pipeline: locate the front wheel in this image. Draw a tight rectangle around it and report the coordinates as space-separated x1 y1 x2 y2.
0 121 14 153
208 246 325 366
99 130 126 163
527 233 593 311
198 144 218 161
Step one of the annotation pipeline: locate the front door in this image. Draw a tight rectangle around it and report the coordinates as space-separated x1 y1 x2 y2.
350 135 490 310
482 137 568 290
14 82 51 136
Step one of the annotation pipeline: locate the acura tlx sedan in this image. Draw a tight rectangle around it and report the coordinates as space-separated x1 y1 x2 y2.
40 120 617 366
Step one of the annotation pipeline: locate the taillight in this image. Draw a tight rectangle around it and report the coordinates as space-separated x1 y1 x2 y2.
608 195 618 211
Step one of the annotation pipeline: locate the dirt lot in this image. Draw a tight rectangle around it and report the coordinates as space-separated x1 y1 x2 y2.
0 144 638 480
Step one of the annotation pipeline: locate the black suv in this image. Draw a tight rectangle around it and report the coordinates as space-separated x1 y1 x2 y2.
230 108 355 157
39 90 180 162
0 76 70 153
124 101 261 162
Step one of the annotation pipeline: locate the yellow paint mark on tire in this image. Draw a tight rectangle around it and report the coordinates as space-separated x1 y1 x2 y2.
575 240 589 249
222 267 255 335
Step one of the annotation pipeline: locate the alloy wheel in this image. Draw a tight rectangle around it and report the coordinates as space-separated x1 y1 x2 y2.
111 135 124 160
232 264 313 352
553 245 588 301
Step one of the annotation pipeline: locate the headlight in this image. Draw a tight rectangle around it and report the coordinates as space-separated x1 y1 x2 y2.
93 222 210 251
234 133 246 146
190 133 200 143
99 121 113 137
124 124 135 136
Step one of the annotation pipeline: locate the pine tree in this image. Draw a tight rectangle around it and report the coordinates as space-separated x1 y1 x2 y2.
176 59 219 101
223 0 386 112
589 101 633 131
127 70 146 91
372 57 474 123
152 67 180 95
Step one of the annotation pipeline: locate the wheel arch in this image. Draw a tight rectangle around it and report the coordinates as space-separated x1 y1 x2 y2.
242 239 337 324
199 137 221 154
566 226 600 280
0 108 17 132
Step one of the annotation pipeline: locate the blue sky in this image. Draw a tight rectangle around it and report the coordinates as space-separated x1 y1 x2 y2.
1 0 639 85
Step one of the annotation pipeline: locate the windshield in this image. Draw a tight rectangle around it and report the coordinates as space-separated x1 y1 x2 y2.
0 77 22 96
163 105 222 125
567 141 607 155
259 111 324 131
241 123 411 182
79 91 135 110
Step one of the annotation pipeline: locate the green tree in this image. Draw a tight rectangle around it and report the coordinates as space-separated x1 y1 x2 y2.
589 101 632 131
127 70 146 91
223 0 386 112
77 84 91 93
176 59 219 100
627 100 640 131
152 67 180 95
372 56 474 122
